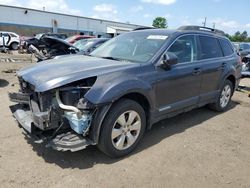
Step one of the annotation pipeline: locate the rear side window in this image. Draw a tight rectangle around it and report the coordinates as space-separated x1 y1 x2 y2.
219 39 234 56
199 36 223 60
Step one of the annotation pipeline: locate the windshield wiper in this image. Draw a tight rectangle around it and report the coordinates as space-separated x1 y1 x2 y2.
101 56 122 61
101 56 133 63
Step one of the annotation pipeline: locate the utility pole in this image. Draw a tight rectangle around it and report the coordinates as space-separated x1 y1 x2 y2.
202 17 207 27
212 22 216 29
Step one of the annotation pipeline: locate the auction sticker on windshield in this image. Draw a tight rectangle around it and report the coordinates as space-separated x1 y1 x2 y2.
147 35 168 40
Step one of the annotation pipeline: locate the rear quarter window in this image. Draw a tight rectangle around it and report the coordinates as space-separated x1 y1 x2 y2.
10 33 18 37
199 35 223 60
219 39 234 56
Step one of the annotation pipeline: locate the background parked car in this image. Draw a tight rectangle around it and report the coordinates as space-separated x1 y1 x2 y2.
238 43 250 57
29 36 79 61
53 38 109 59
65 35 95 44
0 31 20 50
73 38 109 55
24 33 68 50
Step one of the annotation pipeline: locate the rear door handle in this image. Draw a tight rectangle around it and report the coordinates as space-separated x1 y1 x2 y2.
192 68 201 75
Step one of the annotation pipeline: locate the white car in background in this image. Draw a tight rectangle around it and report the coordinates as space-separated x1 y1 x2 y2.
0 31 20 50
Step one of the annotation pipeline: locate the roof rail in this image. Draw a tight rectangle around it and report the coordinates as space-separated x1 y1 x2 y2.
133 26 155 31
178 25 225 35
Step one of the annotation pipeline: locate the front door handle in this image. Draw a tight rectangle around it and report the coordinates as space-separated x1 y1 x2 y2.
218 63 227 70
192 68 201 75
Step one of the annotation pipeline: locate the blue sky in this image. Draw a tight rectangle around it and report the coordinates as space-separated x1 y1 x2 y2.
0 0 249 34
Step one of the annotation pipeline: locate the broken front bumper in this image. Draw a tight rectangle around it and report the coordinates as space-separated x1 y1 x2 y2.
9 93 94 152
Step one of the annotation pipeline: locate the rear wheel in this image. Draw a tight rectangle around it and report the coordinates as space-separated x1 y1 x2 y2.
209 80 233 112
98 99 146 158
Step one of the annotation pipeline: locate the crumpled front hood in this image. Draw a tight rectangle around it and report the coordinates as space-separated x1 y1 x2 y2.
18 55 138 92
42 36 74 49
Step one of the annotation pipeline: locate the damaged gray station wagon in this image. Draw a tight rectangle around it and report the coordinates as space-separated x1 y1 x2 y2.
9 26 241 157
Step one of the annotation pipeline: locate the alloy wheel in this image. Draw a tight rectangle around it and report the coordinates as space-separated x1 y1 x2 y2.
220 84 231 108
111 110 141 150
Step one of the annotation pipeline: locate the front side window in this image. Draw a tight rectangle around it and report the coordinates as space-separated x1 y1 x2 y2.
90 32 168 63
10 33 18 37
167 35 198 63
2 33 9 37
199 35 223 59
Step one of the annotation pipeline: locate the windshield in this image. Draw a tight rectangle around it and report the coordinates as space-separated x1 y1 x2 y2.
35 33 43 39
65 36 75 42
90 32 168 63
73 39 94 51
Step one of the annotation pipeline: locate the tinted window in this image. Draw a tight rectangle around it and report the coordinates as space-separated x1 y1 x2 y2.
199 36 223 59
219 39 234 56
168 35 198 63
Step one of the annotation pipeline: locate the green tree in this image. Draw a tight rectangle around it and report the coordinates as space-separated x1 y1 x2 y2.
225 31 250 42
241 31 248 41
152 17 168 28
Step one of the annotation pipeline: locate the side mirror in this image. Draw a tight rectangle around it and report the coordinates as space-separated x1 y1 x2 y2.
239 48 243 52
160 52 178 70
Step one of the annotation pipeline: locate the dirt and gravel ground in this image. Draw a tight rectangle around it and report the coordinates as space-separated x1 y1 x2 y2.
0 52 250 188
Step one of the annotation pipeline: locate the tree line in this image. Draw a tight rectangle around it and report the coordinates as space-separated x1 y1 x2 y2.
152 17 250 43
225 31 250 42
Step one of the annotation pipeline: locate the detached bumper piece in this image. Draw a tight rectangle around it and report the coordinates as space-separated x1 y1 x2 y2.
47 131 93 152
10 105 34 133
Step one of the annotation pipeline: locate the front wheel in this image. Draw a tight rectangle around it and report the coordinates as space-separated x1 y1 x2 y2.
11 42 19 50
98 99 146 158
209 80 233 112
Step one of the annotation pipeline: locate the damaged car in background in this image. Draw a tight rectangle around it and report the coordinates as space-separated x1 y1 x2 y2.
27 36 79 62
9 26 241 158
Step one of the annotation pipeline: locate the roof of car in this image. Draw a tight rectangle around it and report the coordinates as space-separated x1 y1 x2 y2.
0 31 18 34
131 26 227 39
87 38 109 41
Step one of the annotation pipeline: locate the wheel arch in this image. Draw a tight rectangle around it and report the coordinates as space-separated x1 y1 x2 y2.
226 74 236 90
90 91 152 144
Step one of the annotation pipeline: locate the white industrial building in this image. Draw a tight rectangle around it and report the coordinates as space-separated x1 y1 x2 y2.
0 5 145 37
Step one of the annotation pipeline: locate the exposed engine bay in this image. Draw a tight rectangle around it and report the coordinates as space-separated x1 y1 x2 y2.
9 77 98 151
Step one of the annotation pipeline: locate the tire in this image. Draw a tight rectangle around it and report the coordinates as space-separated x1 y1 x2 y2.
11 42 19 50
98 99 146 158
209 80 234 112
